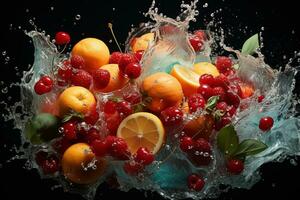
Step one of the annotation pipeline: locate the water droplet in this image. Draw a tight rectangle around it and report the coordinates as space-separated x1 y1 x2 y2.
18 26 22 30
112 8 115 11
2 87 8 93
58 127 64 133
109 39 113 43
5 56 10 62
2 51 6 56
50 6 54 11
261 27 265 31
75 14 81 20
203 3 208 8
25 8 29 13
290 158 297 166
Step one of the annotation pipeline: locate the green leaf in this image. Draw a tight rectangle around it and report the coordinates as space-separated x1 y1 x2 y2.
217 124 239 156
62 110 84 123
205 96 219 111
233 139 268 157
241 34 259 55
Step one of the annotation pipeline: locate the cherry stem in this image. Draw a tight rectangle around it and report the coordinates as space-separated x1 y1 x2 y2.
108 23 123 53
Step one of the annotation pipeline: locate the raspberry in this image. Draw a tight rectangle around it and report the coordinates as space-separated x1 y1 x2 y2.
71 70 92 89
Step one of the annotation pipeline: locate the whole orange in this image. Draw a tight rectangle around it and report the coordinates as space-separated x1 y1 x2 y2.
142 72 183 113
72 38 110 73
62 143 107 184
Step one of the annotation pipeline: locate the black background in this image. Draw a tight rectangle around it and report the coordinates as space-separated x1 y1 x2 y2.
0 0 300 200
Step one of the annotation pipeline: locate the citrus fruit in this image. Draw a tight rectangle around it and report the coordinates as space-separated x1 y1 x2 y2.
93 64 129 93
239 83 254 99
72 38 110 73
170 64 200 97
62 143 107 184
142 72 183 113
193 62 220 77
131 33 154 52
117 112 165 154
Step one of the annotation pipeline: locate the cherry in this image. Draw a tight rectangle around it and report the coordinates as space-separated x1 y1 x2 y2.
41 155 60 174
34 76 53 95
116 101 133 117
83 128 101 144
180 136 194 152
215 116 231 131
135 147 154 165
160 106 183 126
199 74 215 86
216 101 228 112
194 30 207 41
123 92 142 105
90 139 108 157
118 53 136 73
55 32 70 45
109 52 123 64
197 84 213 100
125 63 142 79
57 64 72 86
71 70 92 89
109 137 130 160
70 55 85 69
123 161 144 175
35 151 48 166
213 74 229 89
62 121 77 140
226 159 244 174
189 36 203 52
52 137 72 154
258 95 265 103
215 56 233 72
187 174 205 191
103 100 117 114
105 112 121 135
226 92 240 108
212 87 226 101
84 108 99 125
134 50 144 61
259 116 274 131
226 106 237 117
188 93 206 113
93 68 110 89
194 138 211 153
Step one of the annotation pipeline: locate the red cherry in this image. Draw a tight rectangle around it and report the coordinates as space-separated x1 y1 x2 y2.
62 121 77 140
125 63 142 79
41 155 60 174
70 55 85 69
109 52 123 64
123 161 144 175
215 56 233 72
216 101 228 112
199 74 215 86
34 76 53 95
109 137 130 160
105 112 121 135
52 137 72 154
189 36 203 52
223 69 236 77
194 138 211 153
212 87 226 101
93 68 110 89
84 108 99 125
90 139 108 157
83 128 101 144
40 76 53 86
116 101 133 118
259 116 274 131
134 50 144 61
226 106 237 117
135 147 154 165
180 136 194 152
55 32 70 45
215 116 231 131
118 53 136 73
226 92 240 108
258 95 265 103
194 30 207 41
71 70 92 89
57 64 72 85
213 74 229 89
188 93 206 113
229 84 242 97
197 84 213 100
35 151 48 166
226 159 244 174
103 100 117 114
123 92 142 105
160 106 183 126
187 174 205 191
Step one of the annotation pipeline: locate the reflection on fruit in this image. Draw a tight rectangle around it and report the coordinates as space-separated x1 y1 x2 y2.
72 38 110 73
171 64 200 97
142 72 183 112
117 112 165 154
62 143 107 184
57 86 96 117
93 64 129 93
193 62 220 77
131 33 154 53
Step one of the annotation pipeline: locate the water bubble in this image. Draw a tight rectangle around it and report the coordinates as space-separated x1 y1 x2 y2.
112 7 115 11
109 39 113 43
261 27 265 31
25 8 29 13
75 14 81 20
1 87 8 94
50 6 54 11
18 26 22 30
2 51 6 56
5 56 10 62
290 158 297 166
203 3 208 8
58 127 64 133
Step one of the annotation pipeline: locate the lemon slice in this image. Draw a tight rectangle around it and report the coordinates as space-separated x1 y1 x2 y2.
193 62 220 77
171 64 200 97
117 112 165 154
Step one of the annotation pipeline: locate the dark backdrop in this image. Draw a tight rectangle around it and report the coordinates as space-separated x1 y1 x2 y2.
0 0 300 200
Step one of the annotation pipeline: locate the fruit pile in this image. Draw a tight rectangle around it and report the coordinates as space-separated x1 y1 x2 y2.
25 27 271 192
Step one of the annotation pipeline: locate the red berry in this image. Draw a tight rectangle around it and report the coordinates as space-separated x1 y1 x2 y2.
226 159 244 174
105 112 121 135
41 155 60 174
188 93 206 113
83 128 101 144
215 116 231 131
135 147 154 165
212 87 226 101
194 138 211 153
84 107 99 125
125 63 142 79
134 50 144 61
226 106 237 117
258 95 265 103
109 52 123 64
216 101 228 112
189 36 203 52
70 55 85 69
62 121 77 140
118 53 136 73
229 84 242 97
259 116 274 131
35 151 48 166
109 137 130 160
93 68 110 89
40 76 53 86
71 70 92 89
103 100 117 114
223 69 236 77
34 76 53 95
213 74 229 89
160 106 183 126
215 56 233 72
226 92 240 108
116 101 133 117
199 74 215 86
197 84 213 100
57 64 72 85
187 174 205 191
123 161 144 175
90 139 108 157
52 137 72 154
55 32 70 45
180 136 194 152
194 30 207 41
123 92 141 105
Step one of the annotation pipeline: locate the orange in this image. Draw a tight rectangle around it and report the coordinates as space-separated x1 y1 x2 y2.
117 112 165 154
131 33 154 52
57 86 96 117
193 62 220 77
170 64 200 97
62 143 107 184
93 64 129 93
239 83 254 99
142 72 183 113
72 38 110 73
